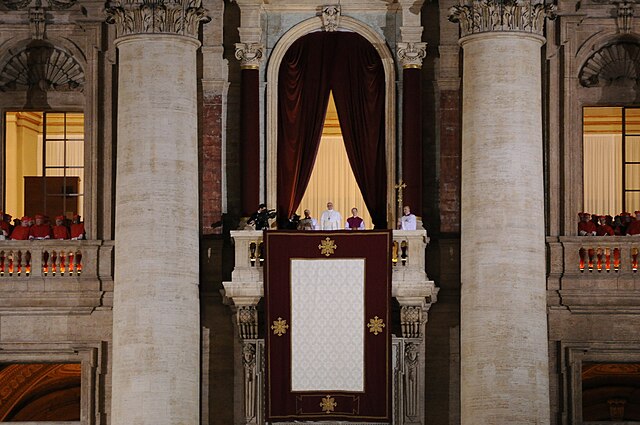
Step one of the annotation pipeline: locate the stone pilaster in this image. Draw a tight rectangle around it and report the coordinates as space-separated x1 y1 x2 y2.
106 1 208 424
449 1 555 424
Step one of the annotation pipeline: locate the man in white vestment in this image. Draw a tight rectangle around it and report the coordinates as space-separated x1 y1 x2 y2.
397 205 417 230
319 201 343 230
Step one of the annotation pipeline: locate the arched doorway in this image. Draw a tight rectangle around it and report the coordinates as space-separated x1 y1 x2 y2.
266 17 396 227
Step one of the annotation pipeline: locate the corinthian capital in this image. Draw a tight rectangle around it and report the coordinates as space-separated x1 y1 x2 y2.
397 42 427 69
235 42 264 69
105 0 210 39
448 0 556 38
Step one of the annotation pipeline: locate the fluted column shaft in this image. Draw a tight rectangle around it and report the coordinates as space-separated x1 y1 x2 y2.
450 2 555 423
106 2 207 421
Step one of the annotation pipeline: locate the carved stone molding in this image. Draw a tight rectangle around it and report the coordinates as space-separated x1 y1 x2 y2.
615 1 635 34
448 0 556 38
105 0 210 40
321 5 340 32
237 305 259 339
0 43 84 92
235 42 264 70
397 41 427 69
1 0 76 10
404 342 420 422
579 41 640 87
400 305 423 338
29 7 45 39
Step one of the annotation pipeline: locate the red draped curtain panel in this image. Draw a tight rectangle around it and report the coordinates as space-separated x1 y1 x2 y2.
277 32 387 228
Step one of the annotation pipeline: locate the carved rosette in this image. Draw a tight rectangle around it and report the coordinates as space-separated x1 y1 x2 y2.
397 42 427 69
105 0 210 40
235 42 264 70
448 0 556 38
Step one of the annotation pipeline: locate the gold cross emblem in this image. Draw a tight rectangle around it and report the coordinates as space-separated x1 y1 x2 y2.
367 316 385 335
271 317 289 336
320 395 337 413
318 237 337 257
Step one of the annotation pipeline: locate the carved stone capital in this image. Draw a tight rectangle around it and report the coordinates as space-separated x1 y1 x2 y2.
321 4 340 32
235 42 264 70
105 0 210 40
397 42 427 69
400 305 423 338
615 0 634 34
448 0 556 38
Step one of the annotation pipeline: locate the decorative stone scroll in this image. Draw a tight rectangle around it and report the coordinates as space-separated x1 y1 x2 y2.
397 41 427 69
235 42 264 70
321 5 340 32
105 0 210 39
448 0 556 38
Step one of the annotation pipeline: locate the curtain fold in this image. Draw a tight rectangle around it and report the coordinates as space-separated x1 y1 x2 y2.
583 134 622 215
276 33 333 220
331 33 387 228
277 32 387 228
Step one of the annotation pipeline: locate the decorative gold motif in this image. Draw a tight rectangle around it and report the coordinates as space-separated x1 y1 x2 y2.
271 317 289 336
367 316 386 335
320 395 337 413
318 237 337 257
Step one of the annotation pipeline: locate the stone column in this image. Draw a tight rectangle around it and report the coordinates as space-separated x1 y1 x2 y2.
397 0 427 220
449 2 555 424
106 2 208 424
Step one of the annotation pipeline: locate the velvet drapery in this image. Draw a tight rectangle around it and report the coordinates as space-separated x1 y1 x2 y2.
277 32 387 228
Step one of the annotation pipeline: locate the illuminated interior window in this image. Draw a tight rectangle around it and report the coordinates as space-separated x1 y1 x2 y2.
298 92 372 227
5 112 84 219
583 106 640 215
0 363 81 421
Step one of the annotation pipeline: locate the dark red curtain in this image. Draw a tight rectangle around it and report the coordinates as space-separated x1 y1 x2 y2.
277 32 387 228
276 33 332 220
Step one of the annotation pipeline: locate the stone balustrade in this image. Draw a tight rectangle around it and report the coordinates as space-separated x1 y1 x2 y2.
547 236 640 313
0 240 114 314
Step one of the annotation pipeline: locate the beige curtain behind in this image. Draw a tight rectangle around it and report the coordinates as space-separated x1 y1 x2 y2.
583 133 622 215
298 135 372 228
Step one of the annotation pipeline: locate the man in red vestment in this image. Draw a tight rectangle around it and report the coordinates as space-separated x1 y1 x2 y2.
53 215 70 240
628 211 640 236
596 215 615 236
70 214 85 240
578 212 597 236
29 214 52 240
0 212 11 238
10 216 31 240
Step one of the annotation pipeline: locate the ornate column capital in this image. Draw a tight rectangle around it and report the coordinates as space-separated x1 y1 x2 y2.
235 42 264 69
105 0 210 40
448 0 556 38
397 41 427 69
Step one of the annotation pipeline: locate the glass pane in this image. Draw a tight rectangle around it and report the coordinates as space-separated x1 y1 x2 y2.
626 108 640 134
584 106 622 135
45 112 66 138
625 164 640 190
66 137 84 167
45 139 64 167
625 191 640 213
626 136 640 162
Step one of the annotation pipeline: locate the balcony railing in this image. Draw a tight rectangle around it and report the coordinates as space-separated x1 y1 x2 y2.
0 240 114 314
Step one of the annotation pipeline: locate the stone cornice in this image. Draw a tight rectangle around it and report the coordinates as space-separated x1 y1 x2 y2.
448 0 556 38
397 41 427 69
105 0 210 40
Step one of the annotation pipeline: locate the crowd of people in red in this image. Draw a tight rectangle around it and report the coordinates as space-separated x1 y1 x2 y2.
578 211 640 236
0 212 85 241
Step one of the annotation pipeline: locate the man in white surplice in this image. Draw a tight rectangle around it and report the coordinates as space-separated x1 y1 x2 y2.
319 201 343 230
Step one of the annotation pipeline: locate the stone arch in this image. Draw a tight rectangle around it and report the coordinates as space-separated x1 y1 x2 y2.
265 15 397 221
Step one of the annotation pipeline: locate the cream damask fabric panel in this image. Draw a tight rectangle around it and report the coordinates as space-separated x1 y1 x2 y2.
299 135 372 228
